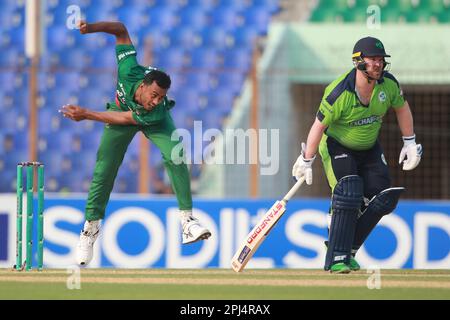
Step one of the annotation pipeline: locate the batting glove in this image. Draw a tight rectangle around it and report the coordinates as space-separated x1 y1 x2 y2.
292 142 316 185
399 135 423 171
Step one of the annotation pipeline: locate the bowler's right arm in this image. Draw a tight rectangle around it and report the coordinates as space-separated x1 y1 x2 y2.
59 105 137 125
78 20 132 45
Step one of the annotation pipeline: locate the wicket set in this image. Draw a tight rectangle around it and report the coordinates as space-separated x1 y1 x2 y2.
15 161 44 271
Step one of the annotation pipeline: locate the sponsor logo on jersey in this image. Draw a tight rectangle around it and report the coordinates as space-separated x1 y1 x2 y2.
378 91 386 102
381 153 387 166
334 153 348 159
117 50 136 62
116 82 129 109
320 102 333 114
349 115 381 127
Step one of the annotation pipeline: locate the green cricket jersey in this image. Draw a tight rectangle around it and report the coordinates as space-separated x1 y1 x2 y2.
108 44 175 126
317 68 405 150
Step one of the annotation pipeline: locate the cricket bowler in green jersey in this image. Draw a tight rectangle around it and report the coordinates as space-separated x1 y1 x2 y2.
292 37 422 273
60 21 211 266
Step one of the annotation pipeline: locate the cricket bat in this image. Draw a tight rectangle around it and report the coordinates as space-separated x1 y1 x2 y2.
231 177 306 272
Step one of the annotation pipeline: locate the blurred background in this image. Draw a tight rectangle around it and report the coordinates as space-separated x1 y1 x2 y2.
0 0 450 199
0 0 449 270
0 0 448 200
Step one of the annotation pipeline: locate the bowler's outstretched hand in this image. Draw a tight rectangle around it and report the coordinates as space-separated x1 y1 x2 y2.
78 20 88 34
59 104 87 121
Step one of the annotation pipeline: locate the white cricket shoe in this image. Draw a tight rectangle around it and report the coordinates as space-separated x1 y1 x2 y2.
76 220 100 266
182 216 211 244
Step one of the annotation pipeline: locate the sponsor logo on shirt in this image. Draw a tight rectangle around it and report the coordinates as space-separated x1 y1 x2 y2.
116 82 129 109
381 153 387 166
334 153 348 159
320 102 333 113
117 50 136 62
349 115 381 127
378 91 386 102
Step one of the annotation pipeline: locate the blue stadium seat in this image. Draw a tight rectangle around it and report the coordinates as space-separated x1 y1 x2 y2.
152 48 187 71
71 150 98 173
230 26 259 49
47 71 84 92
219 0 253 10
56 48 89 70
209 7 243 30
186 47 224 70
0 48 24 68
0 72 16 93
37 151 65 177
201 108 225 130
178 7 210 30
216 71 246 96
222 48 252 72
167 72 185 92
3 149 28 170
78 130 103 151
44 88 77 110
0 132 4 154
90 0 124 10
0 8 23 31
77 88 113 110
147 6 179 32
46 5 62 26
125 135 140 158
0 30 11 50
0 169 17 192
8 26 25 50
90 48 118 69
166 26 202 49
38 108 59 135
59 171 91 192
242 6 272 34
198 27 233 49
1 0 21 10
169 107 187 129
114 7 149 33
203 89 235 116
255 0 280 14
0 89 10 107
1 133 13 153
40 130 74 155
11 91 29 114
75 32 112 52
83 6 116 23
185 72 215 92
128 0 157 9
186 0 218 10
138 30 170 50
86 73 116 92
47 26 76 51
0 109 23 132
113 171 138 193
170 89 203 114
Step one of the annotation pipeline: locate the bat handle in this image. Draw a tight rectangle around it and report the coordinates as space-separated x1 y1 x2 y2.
283 176 305 202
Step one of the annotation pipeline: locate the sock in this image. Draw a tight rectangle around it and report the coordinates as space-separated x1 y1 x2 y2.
179 210 193 222
83 220 100 234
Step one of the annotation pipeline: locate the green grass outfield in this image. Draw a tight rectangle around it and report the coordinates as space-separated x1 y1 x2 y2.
0 268 449 300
